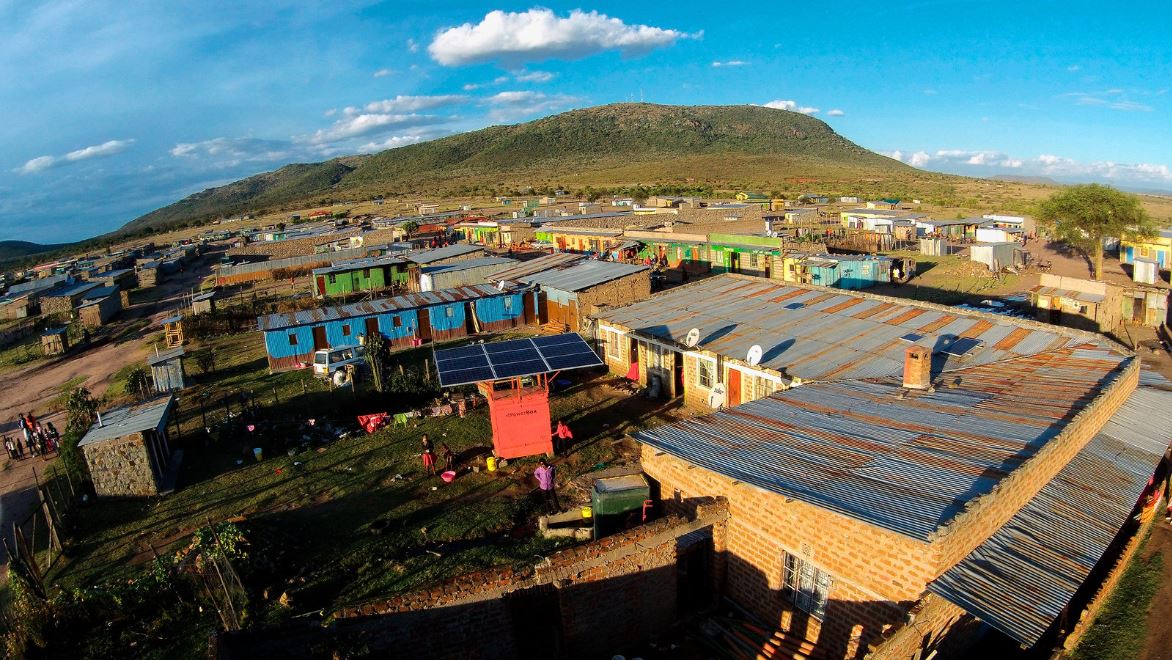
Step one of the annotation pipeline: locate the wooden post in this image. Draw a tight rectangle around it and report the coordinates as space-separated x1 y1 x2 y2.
272 384 279 405
424 358 431 383
204 517 240 630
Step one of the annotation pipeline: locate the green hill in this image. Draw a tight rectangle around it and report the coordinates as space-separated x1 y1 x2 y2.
0 240 75 264
121 103 920 234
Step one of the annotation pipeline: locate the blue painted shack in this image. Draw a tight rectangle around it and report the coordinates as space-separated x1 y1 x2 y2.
803 255 892 290
257 284 535 371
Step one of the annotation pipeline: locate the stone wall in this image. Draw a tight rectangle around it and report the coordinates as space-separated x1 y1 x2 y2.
83 432 160 497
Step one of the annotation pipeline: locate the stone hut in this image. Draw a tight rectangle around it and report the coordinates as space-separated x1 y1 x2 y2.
80 395 177 498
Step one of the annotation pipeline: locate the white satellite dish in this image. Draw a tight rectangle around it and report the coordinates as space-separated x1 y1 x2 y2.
496 280 507 291
708 383 726 409
684 328 701 348
746 345 763 366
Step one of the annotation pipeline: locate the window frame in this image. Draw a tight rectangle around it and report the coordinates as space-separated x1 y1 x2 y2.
697 357 714 389
288 332 298 346
782 553 833 620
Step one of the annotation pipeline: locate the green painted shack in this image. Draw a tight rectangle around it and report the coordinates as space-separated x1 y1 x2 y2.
312 255 409 298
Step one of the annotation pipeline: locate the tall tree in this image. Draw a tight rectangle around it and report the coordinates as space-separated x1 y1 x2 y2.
1036 184 1155 280
364 331 390 394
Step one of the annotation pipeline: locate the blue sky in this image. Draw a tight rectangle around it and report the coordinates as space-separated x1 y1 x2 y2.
3 0 1170 243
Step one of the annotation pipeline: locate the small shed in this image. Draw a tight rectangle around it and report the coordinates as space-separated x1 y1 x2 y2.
920 237 946 256
970 242 1026 271
416 256 517 292
1133 258 1159 285
148 347 186 392
191 290 217 315
41 327 69 355
161 315 185 348
79 395 178 498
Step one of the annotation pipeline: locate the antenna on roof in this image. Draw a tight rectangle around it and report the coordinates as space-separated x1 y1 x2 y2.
497 280 507 291
746 345 763 366
684 328 700 348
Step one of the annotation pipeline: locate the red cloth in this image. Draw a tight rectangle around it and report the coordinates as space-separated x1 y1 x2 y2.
357 413 390 434
625 362 639 381
555 422 573 440
422 451 435 467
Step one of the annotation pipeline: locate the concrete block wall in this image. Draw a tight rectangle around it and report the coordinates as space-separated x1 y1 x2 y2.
643 446 931 658
83 432 160 497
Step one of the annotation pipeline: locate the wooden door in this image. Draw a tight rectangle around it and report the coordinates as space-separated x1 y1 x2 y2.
365 317 380 339
727 368 741 406
315 276 326 296
312 326 328 350
523 291 537 324
417 308 432 341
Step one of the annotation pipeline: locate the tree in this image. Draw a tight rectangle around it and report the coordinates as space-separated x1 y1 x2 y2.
1036 184 1155 280
364 331 390 394
125 366 152 401
193 348 217 375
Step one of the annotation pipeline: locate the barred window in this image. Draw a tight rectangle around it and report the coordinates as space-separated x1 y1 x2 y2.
697 359 714 389
782 553 833 620
606 330 622 359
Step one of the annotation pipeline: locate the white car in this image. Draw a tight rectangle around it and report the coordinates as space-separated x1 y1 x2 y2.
312 345 366 377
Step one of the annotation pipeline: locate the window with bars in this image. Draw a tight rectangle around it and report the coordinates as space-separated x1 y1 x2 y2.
782 553 833 619
697 359 714 388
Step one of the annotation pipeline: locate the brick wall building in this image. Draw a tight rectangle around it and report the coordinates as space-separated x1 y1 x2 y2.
80 395 176 498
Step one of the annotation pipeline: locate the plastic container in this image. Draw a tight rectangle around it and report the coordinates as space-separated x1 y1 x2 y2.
486 456 497 472
253 447 264 462
441 470 456 483
580 506 593 519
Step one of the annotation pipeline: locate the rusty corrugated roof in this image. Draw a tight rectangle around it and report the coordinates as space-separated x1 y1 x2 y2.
257 283 514 332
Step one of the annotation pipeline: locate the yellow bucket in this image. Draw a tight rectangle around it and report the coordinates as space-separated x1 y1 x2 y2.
486 456 497 472
580 506 593 519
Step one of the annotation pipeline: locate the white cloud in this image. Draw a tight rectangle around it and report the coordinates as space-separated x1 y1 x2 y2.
886 147 1172 187
360 95 467 113
711 60 746 67
512 69 555 83
324 108 337 117
762 99 818 114
428 8 699 66
1061 89 1155 112
1066 64 1081 72
304 113 448 144
463 82 483 91
483 90 580 121
169 137 292 167
64 139 135 162
923 88 937 95
372 68 394 78
15 139 135 174
826 109 845 117
16 155 56 175
406 38 418 53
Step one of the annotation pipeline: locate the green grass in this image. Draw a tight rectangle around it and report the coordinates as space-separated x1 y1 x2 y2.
0 331 46 374
1071 533 1164 660
43 325 682 653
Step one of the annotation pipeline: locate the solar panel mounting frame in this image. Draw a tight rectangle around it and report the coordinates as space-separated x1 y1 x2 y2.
433 333 604 387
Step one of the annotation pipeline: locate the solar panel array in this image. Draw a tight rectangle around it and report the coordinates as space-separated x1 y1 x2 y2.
434 333 604 387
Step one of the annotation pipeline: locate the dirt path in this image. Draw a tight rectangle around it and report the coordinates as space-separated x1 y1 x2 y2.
1140 519 1172 660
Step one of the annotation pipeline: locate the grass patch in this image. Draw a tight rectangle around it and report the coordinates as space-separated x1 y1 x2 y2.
0 331 45 374
1071 535 1163 660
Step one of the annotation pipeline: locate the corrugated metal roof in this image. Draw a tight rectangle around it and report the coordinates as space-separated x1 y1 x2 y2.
419 256 516 274
1030 286 1106 304
634 346 1130 540
311 255 406 277
403 244 484 264
146 347 185 366
519 260 649 293
78 395 174 447
489 253 585 282
594 275 1100 382
927 384 1172 646
80 285 119 301
43 281 100 298
257 283 513 331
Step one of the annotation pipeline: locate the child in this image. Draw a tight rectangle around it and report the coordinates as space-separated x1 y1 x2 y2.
422 448 436 476
420 433 433 454
552 419 574 453
441 443 454 472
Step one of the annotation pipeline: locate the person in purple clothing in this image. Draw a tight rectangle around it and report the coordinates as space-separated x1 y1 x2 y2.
534 460 560 513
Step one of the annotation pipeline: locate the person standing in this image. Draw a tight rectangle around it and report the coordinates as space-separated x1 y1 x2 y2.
4 436 16 460
421 447 436 476
440 443 454 472
552 419 574 454
534 460 560 513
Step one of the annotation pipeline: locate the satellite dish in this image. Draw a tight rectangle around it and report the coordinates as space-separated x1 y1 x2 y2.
708 383 726 409
684 328 701 348
496 280 507 291
746 345 763 366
